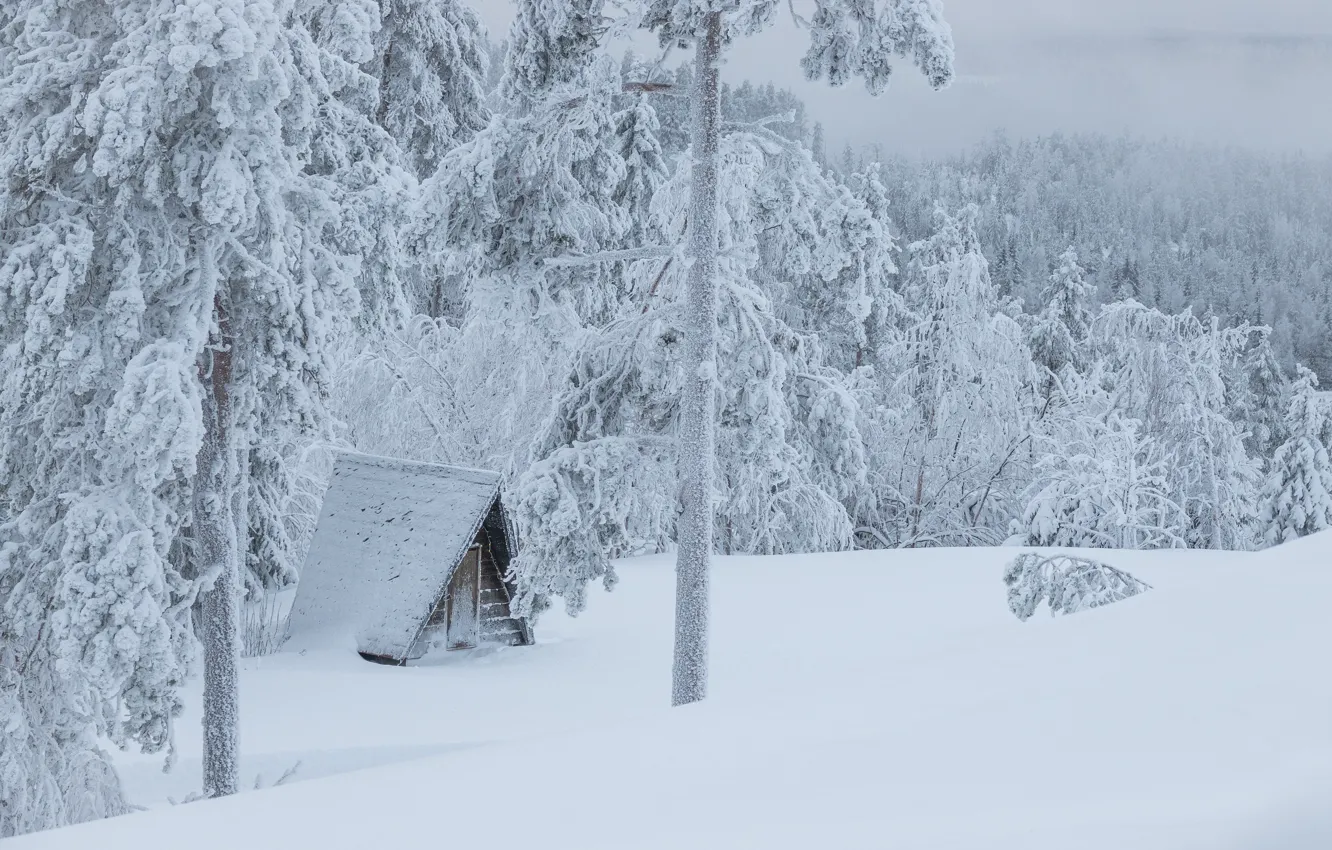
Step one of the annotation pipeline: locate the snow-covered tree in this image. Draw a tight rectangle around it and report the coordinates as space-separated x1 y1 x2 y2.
366 0 490 178
1225 330 1289 462
500 0 606 113
1091 303 1262 550
845 161 901 368
238 0 413 599
644 0 953 706
329 310 571 481
510 130 873 620
613 82 670 260
1029 247 1093 401
512 0 954 706
810 121 826 169
758 143 896 375
1260 366 1332 546
335 1 642 496
417 0 627 326
859 205 1032 548
1004 553 1152 621
1022 377 1184 550
0 0 364 825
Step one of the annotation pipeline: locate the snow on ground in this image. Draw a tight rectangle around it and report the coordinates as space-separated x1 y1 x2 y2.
12 537 1332 849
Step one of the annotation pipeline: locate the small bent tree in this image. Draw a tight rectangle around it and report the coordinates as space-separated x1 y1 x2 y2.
1004 553 1153 622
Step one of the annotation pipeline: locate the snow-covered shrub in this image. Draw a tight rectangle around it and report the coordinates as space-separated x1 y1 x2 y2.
1003 553 1152 621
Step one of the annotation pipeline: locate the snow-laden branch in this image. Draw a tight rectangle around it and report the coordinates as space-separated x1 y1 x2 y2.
623 81 675 93
722 110 799 133
545 245 675 268
559 81 681 111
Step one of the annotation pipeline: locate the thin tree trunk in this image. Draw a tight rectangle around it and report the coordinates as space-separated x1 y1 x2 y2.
672 11 722 708
197 290 240 798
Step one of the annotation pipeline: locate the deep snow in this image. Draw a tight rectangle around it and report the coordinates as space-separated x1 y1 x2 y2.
11 537 1332 849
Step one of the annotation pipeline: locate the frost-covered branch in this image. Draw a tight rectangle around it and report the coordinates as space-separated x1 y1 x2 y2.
545 245 675 267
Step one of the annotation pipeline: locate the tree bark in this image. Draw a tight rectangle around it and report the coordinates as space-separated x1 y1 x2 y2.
672 11 722 708
197 290 240 798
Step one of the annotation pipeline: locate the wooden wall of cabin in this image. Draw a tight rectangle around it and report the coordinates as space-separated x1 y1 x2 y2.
417 527 527 651
477 529 525 646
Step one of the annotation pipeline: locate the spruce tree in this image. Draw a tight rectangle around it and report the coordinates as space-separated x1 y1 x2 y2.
811 121 827 170
367 0 490 178
1029 247 1093 400
613 79 670 261
1261 367 1332 546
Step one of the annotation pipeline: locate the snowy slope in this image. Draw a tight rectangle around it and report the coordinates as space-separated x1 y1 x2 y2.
12 538 1332 849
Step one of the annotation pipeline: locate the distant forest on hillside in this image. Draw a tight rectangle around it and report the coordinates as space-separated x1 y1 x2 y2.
659 62 1332 378
870 134 1332 379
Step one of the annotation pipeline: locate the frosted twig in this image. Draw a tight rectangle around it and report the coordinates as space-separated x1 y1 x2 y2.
786 0 811 28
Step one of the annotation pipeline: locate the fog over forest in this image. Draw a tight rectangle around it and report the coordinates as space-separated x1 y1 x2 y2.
478 0 1332 155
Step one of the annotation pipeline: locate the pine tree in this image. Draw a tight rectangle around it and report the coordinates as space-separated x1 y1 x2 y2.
400 0 628 485
0 0 364 823
1226 330 1289 462
231 0 415 603
500 0 605 113
840 142 858 176
353 0 489 320
1260 367 1332 546
637 0 954 706
418 0 627 324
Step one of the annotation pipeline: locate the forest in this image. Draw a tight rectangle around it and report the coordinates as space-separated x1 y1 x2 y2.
2 0 1331 838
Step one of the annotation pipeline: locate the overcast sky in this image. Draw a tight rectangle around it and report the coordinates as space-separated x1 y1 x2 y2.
474 0 1332 157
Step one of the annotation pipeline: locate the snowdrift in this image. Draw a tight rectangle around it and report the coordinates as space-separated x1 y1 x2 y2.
11 536 1332 849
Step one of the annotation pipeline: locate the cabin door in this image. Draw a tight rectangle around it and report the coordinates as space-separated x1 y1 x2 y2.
445 547 481 650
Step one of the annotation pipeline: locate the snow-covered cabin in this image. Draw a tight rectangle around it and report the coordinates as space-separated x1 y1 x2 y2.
286 452 532 664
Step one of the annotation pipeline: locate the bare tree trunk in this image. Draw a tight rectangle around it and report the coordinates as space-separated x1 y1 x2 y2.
672 11 722 709
197 291 240 798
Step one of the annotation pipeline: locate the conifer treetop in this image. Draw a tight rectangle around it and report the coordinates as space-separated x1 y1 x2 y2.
632 0 953 94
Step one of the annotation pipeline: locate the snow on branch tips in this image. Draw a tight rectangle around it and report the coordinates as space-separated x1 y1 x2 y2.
1003 553 1152 622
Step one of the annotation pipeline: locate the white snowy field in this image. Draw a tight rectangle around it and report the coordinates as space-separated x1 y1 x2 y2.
11 536 1332 849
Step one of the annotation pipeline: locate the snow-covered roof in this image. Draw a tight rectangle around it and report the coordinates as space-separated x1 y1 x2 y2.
286 451 503 660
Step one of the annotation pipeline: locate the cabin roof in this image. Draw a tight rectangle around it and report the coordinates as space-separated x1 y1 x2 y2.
286 451 505 660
